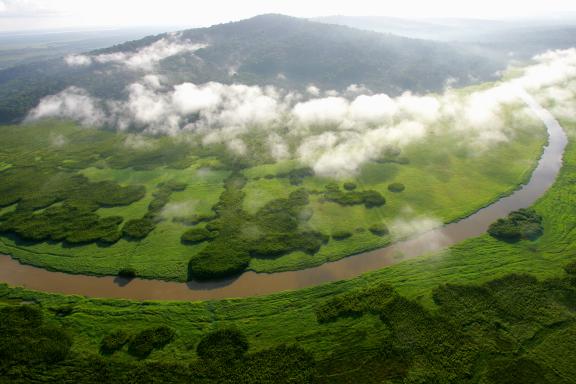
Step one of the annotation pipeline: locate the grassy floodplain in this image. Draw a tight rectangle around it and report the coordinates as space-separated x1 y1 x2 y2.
0 117 575 383
0 101 546 280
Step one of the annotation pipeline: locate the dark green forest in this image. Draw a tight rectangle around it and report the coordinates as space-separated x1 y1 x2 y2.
2 262 576 383
0 15 504 124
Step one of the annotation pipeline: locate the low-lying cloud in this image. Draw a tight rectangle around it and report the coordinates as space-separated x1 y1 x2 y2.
29 47 576 178
389 209 451 256
27 86 106 126
65 38 207 71
161 201 197 220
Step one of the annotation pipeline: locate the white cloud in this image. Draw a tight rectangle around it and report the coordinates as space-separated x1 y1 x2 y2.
124 134 155 150
306 85 320 96
385 207 451 256
26 86 106 126
0 0 56 17
292 97 349 125
227 138 247 156
50 133 67 147
396 93 441 122
390 215 444 239
64 54 92 66
171 82 222 114
267 132 290 161
349 94 398 123
65 38 207 71
29 48 576 178
161 201 197 219
298 121 427 177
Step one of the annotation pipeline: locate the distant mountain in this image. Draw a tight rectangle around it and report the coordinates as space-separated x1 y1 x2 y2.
315 15 576 58
313 16 508 41
0 14 504 124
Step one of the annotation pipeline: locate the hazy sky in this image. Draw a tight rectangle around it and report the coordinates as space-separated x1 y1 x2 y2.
1 0 576 31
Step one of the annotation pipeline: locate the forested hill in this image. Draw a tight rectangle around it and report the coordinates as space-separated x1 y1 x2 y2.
315 15 576 60
0 14 502 124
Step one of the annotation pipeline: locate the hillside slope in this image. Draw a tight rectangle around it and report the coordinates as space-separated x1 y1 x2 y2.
0 14 502 123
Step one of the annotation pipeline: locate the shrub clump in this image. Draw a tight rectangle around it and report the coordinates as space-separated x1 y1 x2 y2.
388 183 406 193
332 231 353 240
122 218 155 239
488 208 543 242
185 177 324 279
0 205 124 245
343 182 357 191
250 231 329 257
564 261 576 275
322 185 386 208
181 227 218 244
0 166 146 246
315 283 397 323
100 330 130 355
197 328 249 361
276 167 314 186
0 305 73 366
188 241 251 280
369 223 389 236
128 326 175 359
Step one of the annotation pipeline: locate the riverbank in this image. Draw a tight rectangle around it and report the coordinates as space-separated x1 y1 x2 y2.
0 92 565 300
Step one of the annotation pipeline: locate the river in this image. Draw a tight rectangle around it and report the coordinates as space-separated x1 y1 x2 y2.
0 90 568 300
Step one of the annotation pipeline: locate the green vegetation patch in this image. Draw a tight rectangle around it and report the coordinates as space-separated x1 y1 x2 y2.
312 271 576 383
488 208 543 241
187 176 328 279
122 180 188 240
274 167 315 186
0 114 547 279
0 300 317 383
0 163 147 245
0 116 571 382
0 204 125 244
196 328 249 361
331 230 353 240
181 227 219 244
315 283 396 323
369 223 389 236
0 305 72 368
387 182 406 193
0 161 11 172
128 326 176 359
0 166 145 210
321 183 386 208
2 265 576 383
100 329 130 355
343 182 357 191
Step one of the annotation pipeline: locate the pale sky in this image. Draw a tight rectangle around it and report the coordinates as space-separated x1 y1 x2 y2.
1 0 576 32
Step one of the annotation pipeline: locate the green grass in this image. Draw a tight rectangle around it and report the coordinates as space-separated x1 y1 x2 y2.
0 114 548 279
0 117 575 382
81 166 229 221
0 115 573 356
0 161 11 172
242 176 298 214
249 121 546 272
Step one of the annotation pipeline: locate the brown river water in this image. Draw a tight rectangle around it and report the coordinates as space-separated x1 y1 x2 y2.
0 91 568 301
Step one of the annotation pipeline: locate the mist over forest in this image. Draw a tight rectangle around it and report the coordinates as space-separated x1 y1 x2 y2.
1 6 576 384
